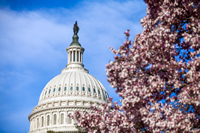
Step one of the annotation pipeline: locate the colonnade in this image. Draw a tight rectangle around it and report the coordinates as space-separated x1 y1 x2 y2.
30 111 73 131
68 49 83 64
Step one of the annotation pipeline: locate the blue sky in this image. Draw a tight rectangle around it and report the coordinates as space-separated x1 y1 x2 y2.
0 0 147 132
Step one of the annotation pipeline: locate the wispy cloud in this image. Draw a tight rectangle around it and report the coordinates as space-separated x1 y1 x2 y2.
0 0 146 132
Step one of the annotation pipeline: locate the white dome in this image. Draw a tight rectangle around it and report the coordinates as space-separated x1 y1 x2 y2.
29 66 108 133
28 22 108 133
38 67 108 105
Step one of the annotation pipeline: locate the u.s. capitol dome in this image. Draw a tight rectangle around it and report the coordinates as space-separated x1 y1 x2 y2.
28 22 109 133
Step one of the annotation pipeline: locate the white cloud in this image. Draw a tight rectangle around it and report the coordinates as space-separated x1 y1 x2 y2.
0 0 146 70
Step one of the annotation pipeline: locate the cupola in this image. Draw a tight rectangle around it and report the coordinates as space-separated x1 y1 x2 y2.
66 21 85 69
28 21 108 133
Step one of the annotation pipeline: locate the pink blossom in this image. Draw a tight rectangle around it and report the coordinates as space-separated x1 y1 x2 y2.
71 0 200 132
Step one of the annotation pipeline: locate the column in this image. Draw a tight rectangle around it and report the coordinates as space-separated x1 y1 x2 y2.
80 52 82 63
79 51 81 63
34 119 36 129
68 51 70 64
30 121 32 131
76 50 78 62
81 52 83 63
58 111 60 125
44 113 47 127
70 51 72 62
66 111 68 124
72 51 74 63
39 115 41 128
50 112 53 126
73 51 75 62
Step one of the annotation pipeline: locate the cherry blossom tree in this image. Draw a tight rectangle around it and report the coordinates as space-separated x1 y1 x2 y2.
71 0 200 132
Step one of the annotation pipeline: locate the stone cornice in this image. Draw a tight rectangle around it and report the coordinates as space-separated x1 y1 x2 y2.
28 105 91 120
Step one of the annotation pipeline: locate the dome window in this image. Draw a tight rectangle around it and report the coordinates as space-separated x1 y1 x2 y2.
88 87 91 92
98 89 100 94
53 88 56 92
82 87 85 91
45 91 47 95
47 115 50 126
41 116 44 127
61 113 64 124
58 87 61 92
64 87 67 91
93 88 96 93
54 114 57 125
49 89 51 94
70 87 73 91
76 86 79 91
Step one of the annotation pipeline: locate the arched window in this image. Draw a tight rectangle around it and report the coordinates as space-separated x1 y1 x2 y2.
58 87 61 92
53 88 56 92
76 86 79 91
98 89 100 95
82 87 85 91
88 87 91 92
45 91 47 95
37 118 39 128
93 88 96 93
67 113 72 124
70 86 73 91
41 116 44 127
47 115 50 126
64 87 67 91
61 113 64 124
54 114 57 125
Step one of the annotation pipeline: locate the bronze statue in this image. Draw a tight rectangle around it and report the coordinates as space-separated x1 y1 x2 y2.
70 21 81 46
73 21 79 34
